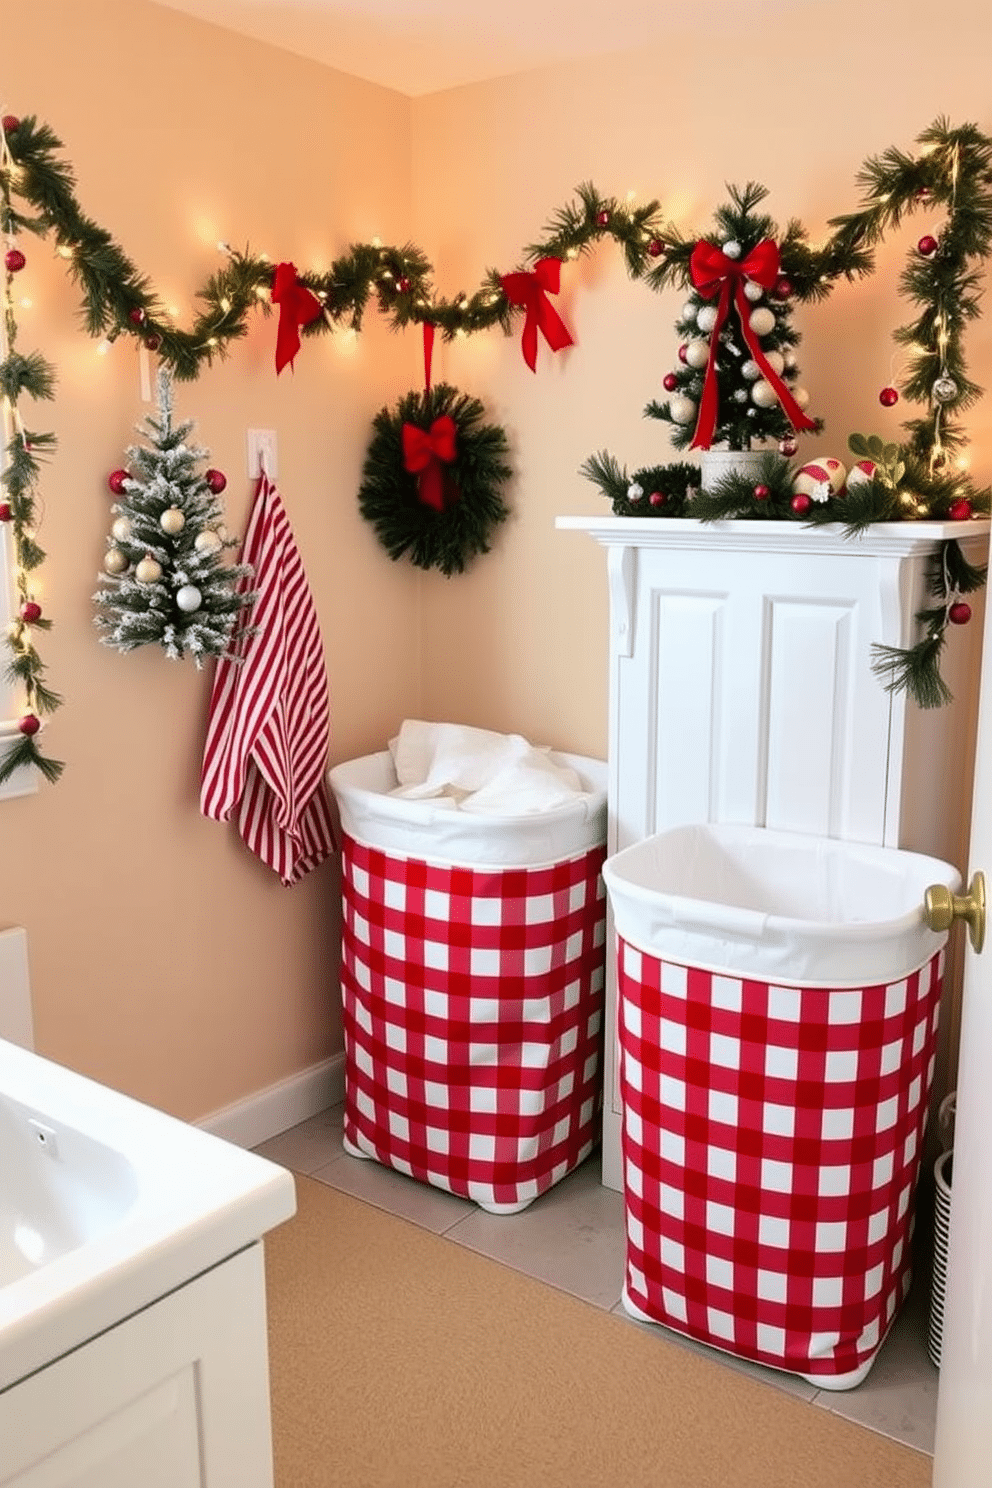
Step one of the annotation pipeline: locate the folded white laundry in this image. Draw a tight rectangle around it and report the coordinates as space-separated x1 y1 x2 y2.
388 719 590 815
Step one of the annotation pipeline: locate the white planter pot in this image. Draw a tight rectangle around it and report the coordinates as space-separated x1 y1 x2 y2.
700 447 773 490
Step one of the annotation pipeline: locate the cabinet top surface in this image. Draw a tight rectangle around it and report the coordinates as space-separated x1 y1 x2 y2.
555 514 991 557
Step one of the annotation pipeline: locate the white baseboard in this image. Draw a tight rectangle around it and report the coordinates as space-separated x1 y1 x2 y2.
197 1052 346 1150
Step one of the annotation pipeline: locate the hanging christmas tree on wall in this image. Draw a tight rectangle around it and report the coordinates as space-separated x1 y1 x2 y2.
93 369 253 666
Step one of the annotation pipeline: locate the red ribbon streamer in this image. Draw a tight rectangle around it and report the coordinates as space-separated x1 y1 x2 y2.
499 257 574 372
271 262 324 374
423 321 435 391
687 238 817 450
402 415 458 511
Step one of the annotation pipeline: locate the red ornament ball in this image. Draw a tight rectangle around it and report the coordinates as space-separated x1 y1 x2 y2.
879 386 900 407
5 248 26 273
205 467 227 494
143 333 162 351
2 115 20 133
20 601 42 623
107 468 129 494
662 372 679 392
18 713 40 737
677 344 689 364
648 491 666 507
949 497 973 521
596 210 610 227
647 239 665 258
790 493 812 515
753 484 770 501
397 276 411 293
0 502 11 522
917 235 939 257
949 601 972 625
772 276 793 300
128 307 146 326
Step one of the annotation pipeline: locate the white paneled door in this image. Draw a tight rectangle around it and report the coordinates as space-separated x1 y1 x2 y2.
932 586 992 1484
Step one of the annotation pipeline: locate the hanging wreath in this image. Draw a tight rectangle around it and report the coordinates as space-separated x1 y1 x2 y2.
358 383 512 576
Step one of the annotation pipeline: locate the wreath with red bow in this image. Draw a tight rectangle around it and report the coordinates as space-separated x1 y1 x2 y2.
357 384 513 575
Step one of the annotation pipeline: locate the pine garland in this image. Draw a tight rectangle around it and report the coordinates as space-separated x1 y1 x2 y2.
358 384 512 575
1 107 992 767
0 115 63 785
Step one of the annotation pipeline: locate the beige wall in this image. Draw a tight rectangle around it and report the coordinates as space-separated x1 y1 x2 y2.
4 0 991 1121
413 4 992 755
3 0 420 1118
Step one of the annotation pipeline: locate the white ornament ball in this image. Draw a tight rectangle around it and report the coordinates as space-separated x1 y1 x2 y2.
103 547 128 575
175 584 202 613
681 301 698 323
742 359 761 381
751 380 778 408
160 507 186 535
135 555 162 584
195 528 223 554
695 305 719 333
111 516 132 542
791 458 847 504
684 339 710 369
733 389 749 403
793 387 810 408
668 394 698 425
626 482 644 502
846 459 878 491
764 350 785 376
748 307 777 337
784 350 798 370
722 240 742 259
743 281 764 302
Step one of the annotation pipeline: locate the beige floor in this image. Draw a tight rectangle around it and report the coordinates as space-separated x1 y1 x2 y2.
255 1105 940 1458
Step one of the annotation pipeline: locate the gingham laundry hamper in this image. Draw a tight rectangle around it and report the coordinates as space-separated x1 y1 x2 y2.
328 745 608 1214
601 823 960 1389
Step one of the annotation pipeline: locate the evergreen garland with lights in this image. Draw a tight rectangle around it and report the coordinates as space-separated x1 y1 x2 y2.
0 107 991 771
0 113 62 785
93 368 254 664
358 384 512 575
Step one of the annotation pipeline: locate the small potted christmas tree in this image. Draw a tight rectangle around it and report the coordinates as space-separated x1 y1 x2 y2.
93 369 253 666
647 182 819 488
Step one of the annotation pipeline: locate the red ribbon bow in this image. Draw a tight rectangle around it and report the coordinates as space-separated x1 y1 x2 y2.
402 415 458 511
687 238 817 450
499 257 574 372
271 262 324 375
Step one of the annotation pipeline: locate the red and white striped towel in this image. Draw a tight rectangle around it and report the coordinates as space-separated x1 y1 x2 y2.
200 472 335 885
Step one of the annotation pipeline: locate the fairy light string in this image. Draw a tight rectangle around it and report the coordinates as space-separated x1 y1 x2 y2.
0 111 62 785
0 111 990 776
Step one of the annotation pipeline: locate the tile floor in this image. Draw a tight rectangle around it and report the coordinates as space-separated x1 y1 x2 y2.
255 1104 940 1457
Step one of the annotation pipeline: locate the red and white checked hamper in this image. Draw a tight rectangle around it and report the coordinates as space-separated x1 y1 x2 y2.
617 937 943 1383
340 835 607 1213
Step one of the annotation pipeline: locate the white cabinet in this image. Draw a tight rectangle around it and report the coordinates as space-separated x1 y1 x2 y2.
557 516 990 1190
0 1245 277 1488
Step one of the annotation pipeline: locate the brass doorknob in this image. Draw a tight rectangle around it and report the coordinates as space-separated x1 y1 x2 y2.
924 871 986 954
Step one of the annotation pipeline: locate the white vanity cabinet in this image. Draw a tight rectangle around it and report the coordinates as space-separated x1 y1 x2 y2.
557 516 990 1190
0 1245 276 1488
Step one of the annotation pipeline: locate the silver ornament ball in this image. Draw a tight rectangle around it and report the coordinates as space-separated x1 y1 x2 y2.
932 376 959 404
175 584 203 613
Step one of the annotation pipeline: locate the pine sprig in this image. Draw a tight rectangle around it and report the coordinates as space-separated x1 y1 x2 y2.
579 452 701 516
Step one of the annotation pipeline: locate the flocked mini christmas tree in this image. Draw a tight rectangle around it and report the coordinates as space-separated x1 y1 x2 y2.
647 182 820 453
93 368 253 666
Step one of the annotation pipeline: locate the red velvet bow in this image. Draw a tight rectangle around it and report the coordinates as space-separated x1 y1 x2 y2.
402 415 458 511
499 257 574 372
687 238 817 450
271 262 324 374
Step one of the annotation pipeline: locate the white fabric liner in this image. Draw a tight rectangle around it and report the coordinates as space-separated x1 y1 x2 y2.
602 823 961 986
328 729 606 868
